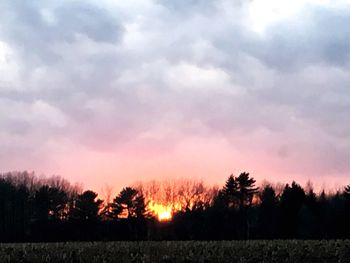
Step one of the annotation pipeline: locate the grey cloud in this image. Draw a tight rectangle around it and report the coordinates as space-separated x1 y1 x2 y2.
246 6 350 70
157 0 219 15
0 0 123 65
1 0 350 180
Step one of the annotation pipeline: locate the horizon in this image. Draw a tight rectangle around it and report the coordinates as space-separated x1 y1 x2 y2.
1 170 347 198
1 0 350 193
1 169 349 224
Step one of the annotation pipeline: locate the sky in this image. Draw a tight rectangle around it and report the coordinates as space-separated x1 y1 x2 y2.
1 0 350 193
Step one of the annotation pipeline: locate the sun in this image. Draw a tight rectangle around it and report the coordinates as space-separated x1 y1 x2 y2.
147 202 174 222
158 210 172 221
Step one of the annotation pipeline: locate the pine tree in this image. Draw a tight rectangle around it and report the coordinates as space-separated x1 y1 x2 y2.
109 187 147 219
70 190 103 221
236 172 259 208
222 174 239 209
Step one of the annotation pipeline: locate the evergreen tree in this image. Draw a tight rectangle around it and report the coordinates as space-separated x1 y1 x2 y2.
70 190 103 221
236 172 259 209
258 185 278 238
222 174 239 209
109 187 147 219
34 186 68 221
279 182 305 238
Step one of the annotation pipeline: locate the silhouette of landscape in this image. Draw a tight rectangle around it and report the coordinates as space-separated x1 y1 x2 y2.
1 171 350 242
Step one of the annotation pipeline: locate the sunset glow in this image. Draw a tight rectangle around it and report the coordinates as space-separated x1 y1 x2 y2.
2 0 350 256
1 0 350 195
158 210 172 222
147 202 182 222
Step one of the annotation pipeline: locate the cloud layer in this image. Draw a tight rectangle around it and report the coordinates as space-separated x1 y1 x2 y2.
1 0 350 191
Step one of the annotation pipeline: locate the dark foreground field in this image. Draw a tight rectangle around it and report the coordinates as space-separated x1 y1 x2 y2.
1 240 350 263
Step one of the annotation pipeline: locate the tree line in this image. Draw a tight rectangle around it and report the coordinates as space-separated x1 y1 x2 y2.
1 171 350 241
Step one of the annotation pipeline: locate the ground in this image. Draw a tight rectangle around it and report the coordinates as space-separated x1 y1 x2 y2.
1 240 350 263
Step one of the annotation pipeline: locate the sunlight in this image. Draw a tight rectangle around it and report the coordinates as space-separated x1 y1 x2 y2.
247 0 344 34
158 210 172 221
147 202 179 222
248 0 305 33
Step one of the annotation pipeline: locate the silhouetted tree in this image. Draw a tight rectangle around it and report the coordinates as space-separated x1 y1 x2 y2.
235 172 259 239
34 186 68 221
258 185 278 238
298 185 320 238
344 185 350 200
236 172 259 209
0 177 30 241
70 190 103 221
279 182 305 238
213 173 259 239
4 170 350 241
109 187 146 219
108 187 148 240
317 190 329 238
340 186 350 237
177 180 210 211
221 174 239 209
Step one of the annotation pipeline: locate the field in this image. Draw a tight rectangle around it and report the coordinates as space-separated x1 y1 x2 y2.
1 240 350 263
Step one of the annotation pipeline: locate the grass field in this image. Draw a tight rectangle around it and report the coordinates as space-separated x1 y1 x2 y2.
1 240 350 263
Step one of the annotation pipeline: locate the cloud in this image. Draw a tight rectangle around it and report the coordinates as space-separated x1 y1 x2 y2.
246 6 350 70
0 0 350 189
0 0 123 65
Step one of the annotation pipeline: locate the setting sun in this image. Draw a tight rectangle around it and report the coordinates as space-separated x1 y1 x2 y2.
147 202 178 222
158 210 172 221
